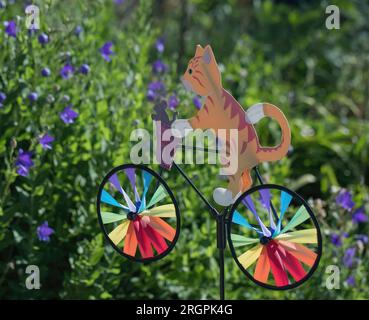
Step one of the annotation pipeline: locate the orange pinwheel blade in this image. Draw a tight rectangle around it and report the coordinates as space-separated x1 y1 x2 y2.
148 216 176 242
123 222 138 256
254 247 270 283
277 240 317 267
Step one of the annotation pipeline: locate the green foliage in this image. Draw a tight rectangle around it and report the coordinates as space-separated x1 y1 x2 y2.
0 0 368 299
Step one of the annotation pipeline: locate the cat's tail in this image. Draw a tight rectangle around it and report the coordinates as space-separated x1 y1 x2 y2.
246 103 291 163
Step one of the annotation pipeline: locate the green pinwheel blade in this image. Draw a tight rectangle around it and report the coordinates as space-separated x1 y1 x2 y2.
147 184 167 209
101 211 127 224
280 205 310 234
231 233 260 247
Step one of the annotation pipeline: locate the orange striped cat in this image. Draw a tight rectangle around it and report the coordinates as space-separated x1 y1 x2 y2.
172 45 291 206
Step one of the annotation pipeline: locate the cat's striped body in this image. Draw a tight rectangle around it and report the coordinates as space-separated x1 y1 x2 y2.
176 44 291 202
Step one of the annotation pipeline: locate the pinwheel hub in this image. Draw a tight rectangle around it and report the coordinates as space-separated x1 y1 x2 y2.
127 211 139 221
260 236 272 245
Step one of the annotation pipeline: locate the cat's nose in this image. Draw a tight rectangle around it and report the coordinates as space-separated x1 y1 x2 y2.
181 78 193 92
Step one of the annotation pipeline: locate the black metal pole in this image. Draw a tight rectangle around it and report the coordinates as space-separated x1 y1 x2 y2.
219 246 225 300
217 211 227 300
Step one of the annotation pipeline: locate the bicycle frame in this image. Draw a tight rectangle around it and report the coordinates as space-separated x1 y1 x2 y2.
157 144 270 300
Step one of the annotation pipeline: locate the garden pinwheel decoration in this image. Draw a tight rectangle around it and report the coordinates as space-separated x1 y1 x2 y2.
228 185 320 289
96 44 322 298
97 165 180 262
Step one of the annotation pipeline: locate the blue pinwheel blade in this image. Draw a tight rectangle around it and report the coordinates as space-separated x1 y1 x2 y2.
138 171 153 212
273 191 293 237
100 189 128 210
232 210 262 235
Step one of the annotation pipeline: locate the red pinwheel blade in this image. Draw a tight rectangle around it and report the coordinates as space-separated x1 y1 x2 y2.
142 222 168 255
266 241 289 286
277 240 317 267
274 243 306 282
134 218 154 258
148 216 176 241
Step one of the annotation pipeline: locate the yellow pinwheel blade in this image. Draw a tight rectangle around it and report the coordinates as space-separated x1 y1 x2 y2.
141 204 175 218
108 220 130 245
238 244 263 269
275 228 317 244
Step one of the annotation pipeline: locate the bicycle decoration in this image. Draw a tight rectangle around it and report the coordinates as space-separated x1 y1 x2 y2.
96 45 322 298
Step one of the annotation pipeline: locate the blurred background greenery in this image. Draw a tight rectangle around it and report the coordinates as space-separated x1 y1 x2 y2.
0 0 368 299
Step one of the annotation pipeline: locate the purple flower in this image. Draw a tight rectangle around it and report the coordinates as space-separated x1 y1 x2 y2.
38 133 54 150
41 67 51 77
114 0 125 4
152 60 168 74
343 247 356 268
75 25 83 36
352 206 367 224
60 63 74 79
100 42 114 62
60 105 78 124
336 190 355 211
38 33 49 44
346 275 355 287
37 221 54 242
148 81 165 91
193 96 202 110
15 149 34 177
4 21 17 38
155 37 165 53
28 92 38 102
168 95 179 110
79 64 90 75
147 81 166 101
331 233 342 247
356 234 368 244
0 92 6 107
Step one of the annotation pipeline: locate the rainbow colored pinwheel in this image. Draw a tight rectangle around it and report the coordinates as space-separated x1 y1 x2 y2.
97 166 179 261
229 187 320 289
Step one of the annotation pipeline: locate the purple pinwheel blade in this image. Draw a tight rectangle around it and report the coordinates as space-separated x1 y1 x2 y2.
124 168 140 203
259 188 276 229
243 196 271 237
109 173 136 212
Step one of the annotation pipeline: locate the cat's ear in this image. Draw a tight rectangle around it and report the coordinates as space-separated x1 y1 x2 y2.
195 44 203 56
203 45 215 64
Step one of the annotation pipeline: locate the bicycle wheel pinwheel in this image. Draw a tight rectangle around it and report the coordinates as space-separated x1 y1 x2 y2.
228 184 322 290
97 164 180 262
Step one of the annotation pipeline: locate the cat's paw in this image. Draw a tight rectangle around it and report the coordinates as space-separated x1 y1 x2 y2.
171 119 192 138
213 188 241 206
246 103 265 124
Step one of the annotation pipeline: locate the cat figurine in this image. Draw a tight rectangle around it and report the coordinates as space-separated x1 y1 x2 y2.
172 44 291 206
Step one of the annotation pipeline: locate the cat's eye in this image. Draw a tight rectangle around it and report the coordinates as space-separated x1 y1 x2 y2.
188 68 192 75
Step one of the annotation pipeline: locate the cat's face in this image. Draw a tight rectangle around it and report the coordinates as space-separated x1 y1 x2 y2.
182 45 221 97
